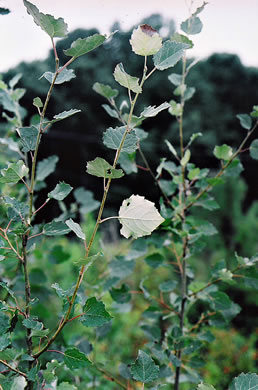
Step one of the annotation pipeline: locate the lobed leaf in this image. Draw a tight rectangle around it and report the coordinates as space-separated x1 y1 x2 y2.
171 32 194 48
86 157 124 179
103 126 138 153
43 220 71 236
17 126 38 152
64 34 106 58
63 347 91 369
130 350 159 383
80 297 112 327
181 16 203 35
140 102 170 118
153 41 190 70
48 181 73 201
23 0 68 38
113 63 142 93
0 312 10 333
36 155 59 181
74 187 100 214
40 68 76 85
93 82 118 99
118 195 165 239
51 109 81 122
0 160 29 184
230 372 258 390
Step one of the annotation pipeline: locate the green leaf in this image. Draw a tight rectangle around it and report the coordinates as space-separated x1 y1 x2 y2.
153 41 190 70
73 252 103 266
209 291 232 311
113 63 142 93
131 350 159 383
43 220 71 236
0 282 16 301
251 105 258 117
103 126 138 153
118 152 138 174
159 280 177 293
130 24 162 56
145 253 164 268
181 16 203 35
22 318 43 330
80 297 112 327
102 104 119 118
0 312 10 333
0 137 20 153
48 181 73 201
51 109 81 122
168 100 183 116
42 361 58 382
86 157 124 179
118 195 165 239
171 32 194 48
57 383 77 390
74 187 100 214
110 284 131 303
110 257 135 278
23 0 68 38
197 384 216 390
36 155 59 181
230 372 258 390
93 82 118 99
188 168 200 180
63 347 91 369
0 160 29 183
213 144 233 160
236 113 252 130
140 102 170 118
181 149 191 166
27 366 39 382
65 218 85 240
0 333 11 351
40 68 76 85
168 73 183 86
249 139 258 160
33 97 43 108
64 34 106 58
17 126 38 152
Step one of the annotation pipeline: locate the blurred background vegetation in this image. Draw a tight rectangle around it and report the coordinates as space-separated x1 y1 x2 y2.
0 14 257 388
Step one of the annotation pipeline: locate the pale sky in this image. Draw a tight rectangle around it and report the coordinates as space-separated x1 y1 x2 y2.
0 0 258 73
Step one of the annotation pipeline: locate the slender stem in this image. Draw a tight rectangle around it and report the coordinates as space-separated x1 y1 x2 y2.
0 360 27 378
174 54 189 390
34 57 150 359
